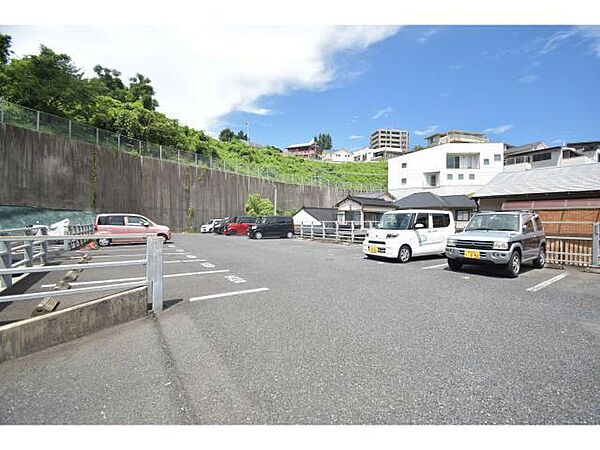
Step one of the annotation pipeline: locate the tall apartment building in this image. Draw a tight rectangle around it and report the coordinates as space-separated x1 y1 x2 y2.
370 129 409 152
425 130 488 147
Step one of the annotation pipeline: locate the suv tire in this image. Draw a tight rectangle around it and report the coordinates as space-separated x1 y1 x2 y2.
447 259 462 271
254 231 263 240
398 245 411 263
533 246 546 269
505 250 521 278
286 231 294 239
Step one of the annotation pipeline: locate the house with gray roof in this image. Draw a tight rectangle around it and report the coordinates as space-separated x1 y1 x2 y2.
394 192 477 228
473 163 600 237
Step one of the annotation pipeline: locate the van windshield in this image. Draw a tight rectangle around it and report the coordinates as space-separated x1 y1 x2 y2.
377 213 412 230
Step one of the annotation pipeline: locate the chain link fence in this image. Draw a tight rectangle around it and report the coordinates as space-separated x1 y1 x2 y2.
0 98 387 192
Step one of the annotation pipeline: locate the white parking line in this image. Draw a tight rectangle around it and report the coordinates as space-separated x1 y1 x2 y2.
189 287 269 302
41 269 230 288
185 255 198 259
526 273 568 292
421 262 448 270
67 253 186 259
164 259 208 264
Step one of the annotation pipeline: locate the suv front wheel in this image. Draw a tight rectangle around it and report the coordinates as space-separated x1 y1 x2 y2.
447 258 462 271
505 250 521 278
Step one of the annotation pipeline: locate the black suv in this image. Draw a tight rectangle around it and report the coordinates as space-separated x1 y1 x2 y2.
248 216 294 239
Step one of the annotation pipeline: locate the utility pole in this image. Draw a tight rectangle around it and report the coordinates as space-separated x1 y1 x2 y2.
274 186 277 215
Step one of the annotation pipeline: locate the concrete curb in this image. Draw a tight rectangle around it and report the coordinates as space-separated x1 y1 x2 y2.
0 286 148 363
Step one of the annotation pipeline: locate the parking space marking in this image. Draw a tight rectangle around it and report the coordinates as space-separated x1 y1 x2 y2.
67 253 186 259
526 273 568 292
421 262 448 270
201 262 216 268
189 287 269 302
164 259 208 264
41 269 230 288
185 255 198 259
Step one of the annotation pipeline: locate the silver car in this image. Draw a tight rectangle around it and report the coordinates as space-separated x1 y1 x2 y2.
445 210 546 278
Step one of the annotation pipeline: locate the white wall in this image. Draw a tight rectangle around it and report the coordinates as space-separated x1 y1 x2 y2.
388 142 505 197
293 209 323 225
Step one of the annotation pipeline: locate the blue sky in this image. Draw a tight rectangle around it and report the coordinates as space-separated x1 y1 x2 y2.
223 26 600 151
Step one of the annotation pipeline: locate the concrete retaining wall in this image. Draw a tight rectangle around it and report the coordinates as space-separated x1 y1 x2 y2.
0 287 147 363
0 125 347 231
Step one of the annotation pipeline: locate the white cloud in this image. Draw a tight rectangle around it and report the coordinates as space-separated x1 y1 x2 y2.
348 135 363 140
417 28 438 43
481 124 514 135
578 26 600 57
517 74 539 83
372 106 393 120
537 28 579 55
4 25 399 132
414 125 438 136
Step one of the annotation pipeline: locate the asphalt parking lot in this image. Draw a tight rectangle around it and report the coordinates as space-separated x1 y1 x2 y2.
1 233 599 424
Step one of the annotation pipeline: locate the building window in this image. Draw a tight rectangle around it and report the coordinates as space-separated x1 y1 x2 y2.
345 211 361 222
458 174 464 180
401 178 407 185
401 162 407 168
446 155 460 169
469 174 475 180
483 158 489 165
455 210 471 221
532 152 552 162
447 174 453 180
494 154 501 162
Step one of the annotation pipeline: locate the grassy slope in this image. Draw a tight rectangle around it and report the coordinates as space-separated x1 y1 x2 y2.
205 139 388 189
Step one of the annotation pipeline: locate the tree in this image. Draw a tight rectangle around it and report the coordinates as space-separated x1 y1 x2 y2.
219 128 235 142
0 34 12 65
314 132 332 150
89 65 128 102
236 130 248 141
412 145 425 151
127 73 159 110
245 193 275 216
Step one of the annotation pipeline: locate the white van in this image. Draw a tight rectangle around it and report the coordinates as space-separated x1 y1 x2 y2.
362 209 456 263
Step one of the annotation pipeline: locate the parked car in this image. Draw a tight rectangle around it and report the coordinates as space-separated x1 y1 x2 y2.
445 210 546 278
363 210 455 262
94 213 171 246
248 216 294 239
225 216 258 236
213 217 231 234
200 218 222 233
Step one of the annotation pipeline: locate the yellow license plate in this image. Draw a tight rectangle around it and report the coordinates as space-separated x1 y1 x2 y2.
369 246 378 253
464 250 480 259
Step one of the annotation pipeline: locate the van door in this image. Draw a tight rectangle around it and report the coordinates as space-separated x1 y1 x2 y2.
104 215 126 242
430 213 453 252
413 213 433 255
522 217 538 260
126 215 150 243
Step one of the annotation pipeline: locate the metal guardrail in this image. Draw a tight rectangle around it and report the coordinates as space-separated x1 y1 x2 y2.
0 226 49 290
64 224 95 250
0 98 387 192
296 221 378 244
0 233 164 313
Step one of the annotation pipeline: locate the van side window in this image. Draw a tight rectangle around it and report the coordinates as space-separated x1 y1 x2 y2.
432 213 451 228
127 216 146 226
106 216 125 226
414 213 429 228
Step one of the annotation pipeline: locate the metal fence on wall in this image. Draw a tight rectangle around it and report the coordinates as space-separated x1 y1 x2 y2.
0 98 386 192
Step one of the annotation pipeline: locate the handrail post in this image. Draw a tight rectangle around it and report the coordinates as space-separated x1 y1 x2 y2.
335 222 339 241
300 222 303 239
351 221 355 243
0 238 12 289
322 222 326 240
146 235 164 313
310 222 314 239
41 227 49 263
592 222 600 268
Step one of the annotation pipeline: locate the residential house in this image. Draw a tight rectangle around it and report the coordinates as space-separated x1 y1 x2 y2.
472 163 600 238
336 193 396 226
352 146 404 162
504 141 600 170
322 149 353 163
393 192 477 229
387 142 506 198
425 130 489 147
286 139 321 159
293 207 338 225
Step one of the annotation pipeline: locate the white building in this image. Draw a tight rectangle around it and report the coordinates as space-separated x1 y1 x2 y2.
387 142 506 198
370 129 409 152
322 149 353 163
352 146 404 162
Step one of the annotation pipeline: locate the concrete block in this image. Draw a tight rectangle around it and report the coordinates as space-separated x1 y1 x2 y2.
0 286 148 363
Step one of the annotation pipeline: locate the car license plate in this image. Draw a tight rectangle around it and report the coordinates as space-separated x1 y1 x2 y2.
368 246 378 254
464 250 480 259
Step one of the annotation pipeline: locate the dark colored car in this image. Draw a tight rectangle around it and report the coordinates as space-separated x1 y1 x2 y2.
225 216 258 236
213 217 231 234
248 216 294 239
